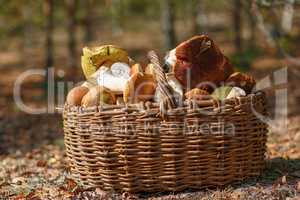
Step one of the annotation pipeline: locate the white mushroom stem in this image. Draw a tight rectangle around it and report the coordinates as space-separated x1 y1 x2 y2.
111 62 131 79
155 73 183 104
226 87 246 99
164 49 177 72
166 73 183 97
97 67 128 93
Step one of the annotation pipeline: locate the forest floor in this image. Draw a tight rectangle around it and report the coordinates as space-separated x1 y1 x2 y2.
0 115 299 200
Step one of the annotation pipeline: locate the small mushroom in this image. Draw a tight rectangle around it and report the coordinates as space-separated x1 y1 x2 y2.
212 86 246 100
225 72 256 94
66 86 89 106
81 86 115 107
123 73 156 103
226 87 246 99
131 63 144 75
185 88 210 100
212 86 233 100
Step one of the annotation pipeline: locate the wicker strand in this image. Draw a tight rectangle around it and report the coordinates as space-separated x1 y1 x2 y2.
147 51 176 114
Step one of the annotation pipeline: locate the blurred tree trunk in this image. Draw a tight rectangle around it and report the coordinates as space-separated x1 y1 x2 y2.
22 3 34 66
44 0 54 103
66 0 78 69
44 0 54 69
83 0 94 43
243 1 256 49
191 0 207 34
111 0 123 35
247 10 256 48
233 0 242 52
160 0 176 50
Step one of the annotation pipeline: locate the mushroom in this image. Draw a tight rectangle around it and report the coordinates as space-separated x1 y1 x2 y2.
185 88 210 100
226 87 246 99
96 67 128 94
225 72 256 94
111 62 131 79
163 35 234 92
81 86 116 107
212 86 246 100
66 86 90 106
81 45 129 79
123 73 156 103
131 63 144 75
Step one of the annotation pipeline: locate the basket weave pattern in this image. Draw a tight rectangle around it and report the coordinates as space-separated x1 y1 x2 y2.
63 52 268 193
63 93 268 192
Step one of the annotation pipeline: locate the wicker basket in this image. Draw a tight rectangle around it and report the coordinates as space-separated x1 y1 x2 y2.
63 51 268 193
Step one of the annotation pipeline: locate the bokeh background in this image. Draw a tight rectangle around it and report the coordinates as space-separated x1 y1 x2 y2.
0 0 299 199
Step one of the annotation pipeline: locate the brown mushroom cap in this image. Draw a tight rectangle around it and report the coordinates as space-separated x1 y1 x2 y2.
185 88 210 101
81 86 116 107
225 72 256 94
123 73 157 103
173 35 234 91
66 86 89 106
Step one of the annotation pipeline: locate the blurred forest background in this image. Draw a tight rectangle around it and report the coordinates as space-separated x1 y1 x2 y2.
0 0 300 199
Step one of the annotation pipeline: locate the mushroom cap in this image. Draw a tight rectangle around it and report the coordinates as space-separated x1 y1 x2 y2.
225 72 256 94
211 86 233 100
185 88 210 100
123 73 157 103
81 45 129 79
81 86 116 107
172 35 234 91
131 63 144 75
66 86 90 106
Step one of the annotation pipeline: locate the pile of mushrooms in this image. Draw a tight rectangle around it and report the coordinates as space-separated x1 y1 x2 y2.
67 36 257 107
67 45 161 107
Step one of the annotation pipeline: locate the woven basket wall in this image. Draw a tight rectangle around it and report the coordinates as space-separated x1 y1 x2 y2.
63 52 268 193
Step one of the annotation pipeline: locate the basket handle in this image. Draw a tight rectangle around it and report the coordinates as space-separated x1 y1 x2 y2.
147 50 176 113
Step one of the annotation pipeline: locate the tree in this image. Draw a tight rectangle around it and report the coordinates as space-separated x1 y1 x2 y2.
83 0 94 43
66 0 78 69
233 0 242 53
111 0 123 35
44 0 54 70
191 0 207 35
160 0 176 50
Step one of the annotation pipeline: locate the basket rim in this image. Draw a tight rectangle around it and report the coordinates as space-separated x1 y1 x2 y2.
63 91 266 114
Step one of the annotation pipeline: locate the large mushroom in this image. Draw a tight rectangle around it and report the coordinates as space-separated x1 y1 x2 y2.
164 35 234 92
81 45 129 80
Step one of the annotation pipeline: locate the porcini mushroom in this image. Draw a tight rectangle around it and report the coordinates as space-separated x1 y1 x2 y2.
81 86 115 107
131 63 144 75
123 73 156 103
185 88 210 100
163 35 234 92
111 62 131 79
81 45 129 79
96 67 128 93
66 86 90 106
